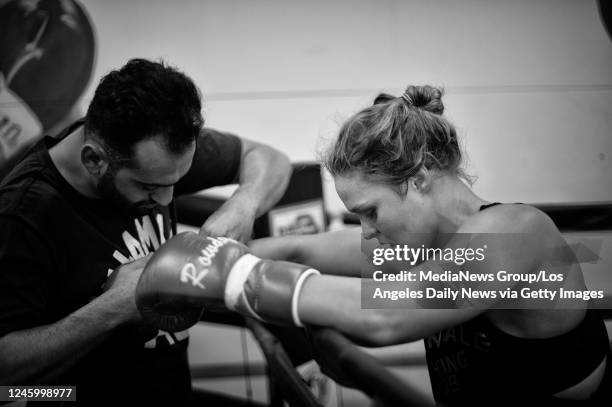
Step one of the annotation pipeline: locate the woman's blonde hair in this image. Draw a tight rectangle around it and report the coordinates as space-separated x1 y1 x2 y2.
324 85 468 190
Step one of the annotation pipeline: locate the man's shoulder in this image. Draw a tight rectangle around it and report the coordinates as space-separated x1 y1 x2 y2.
199 127 241 149
174 127 242 196
0 167 67 224
200 126 237 138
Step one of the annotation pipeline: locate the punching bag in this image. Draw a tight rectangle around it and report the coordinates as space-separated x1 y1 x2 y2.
0 0 96 178
598 0 612 43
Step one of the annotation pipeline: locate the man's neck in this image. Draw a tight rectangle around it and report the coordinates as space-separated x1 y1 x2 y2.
48 126 99 198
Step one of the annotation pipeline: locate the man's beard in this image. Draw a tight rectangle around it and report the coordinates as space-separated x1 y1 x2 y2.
97 170 159 215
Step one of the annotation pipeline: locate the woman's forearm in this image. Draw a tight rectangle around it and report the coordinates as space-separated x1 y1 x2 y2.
251 228 367 277
297 274 479 346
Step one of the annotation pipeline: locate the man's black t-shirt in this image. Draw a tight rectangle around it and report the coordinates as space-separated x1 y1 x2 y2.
0 120 242 405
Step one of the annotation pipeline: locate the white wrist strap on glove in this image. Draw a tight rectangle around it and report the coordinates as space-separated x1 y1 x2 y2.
224 253 319 327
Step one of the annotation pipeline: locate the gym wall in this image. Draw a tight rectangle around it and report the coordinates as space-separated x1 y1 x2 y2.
79 0 612 214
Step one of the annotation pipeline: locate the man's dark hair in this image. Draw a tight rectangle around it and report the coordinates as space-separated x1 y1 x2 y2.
85 58 203 163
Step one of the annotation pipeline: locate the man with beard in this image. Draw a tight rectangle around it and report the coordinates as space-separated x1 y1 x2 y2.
0 59 291 406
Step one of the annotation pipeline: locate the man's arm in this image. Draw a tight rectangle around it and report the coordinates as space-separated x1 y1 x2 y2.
0 256 147 384
201 137 291 242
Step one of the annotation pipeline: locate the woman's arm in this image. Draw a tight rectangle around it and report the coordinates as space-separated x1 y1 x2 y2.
249 227 373 277
298 274 480 346
295 205 550 345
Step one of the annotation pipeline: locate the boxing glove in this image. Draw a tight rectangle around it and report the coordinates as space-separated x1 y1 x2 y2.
135 232 320 331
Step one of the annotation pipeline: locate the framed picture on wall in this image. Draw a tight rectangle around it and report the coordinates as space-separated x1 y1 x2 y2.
268 199 326 237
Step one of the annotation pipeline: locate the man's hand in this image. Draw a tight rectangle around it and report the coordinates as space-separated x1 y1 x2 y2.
101 254 152 325
199 137 291 242
198 137 290 242
199 197 257 243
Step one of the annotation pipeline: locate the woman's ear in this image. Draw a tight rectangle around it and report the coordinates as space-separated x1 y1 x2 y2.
81 142 109 177
410 168 431 193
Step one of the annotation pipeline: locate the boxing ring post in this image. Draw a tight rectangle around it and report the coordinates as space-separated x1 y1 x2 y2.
245 319 322 407
307 327 436 407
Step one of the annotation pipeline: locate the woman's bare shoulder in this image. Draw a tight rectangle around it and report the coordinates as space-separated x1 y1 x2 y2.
463 203 557 236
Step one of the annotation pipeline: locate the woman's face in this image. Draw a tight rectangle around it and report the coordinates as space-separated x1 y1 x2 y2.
334 171 438 246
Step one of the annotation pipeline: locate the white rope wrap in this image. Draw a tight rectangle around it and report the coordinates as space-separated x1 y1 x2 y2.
291 268 320 327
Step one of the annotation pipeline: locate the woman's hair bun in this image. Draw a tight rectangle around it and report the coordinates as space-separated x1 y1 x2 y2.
372 92 396 105
401 85 444 115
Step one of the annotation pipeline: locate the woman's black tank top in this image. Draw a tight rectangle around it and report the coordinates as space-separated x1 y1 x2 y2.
424 203 610 405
